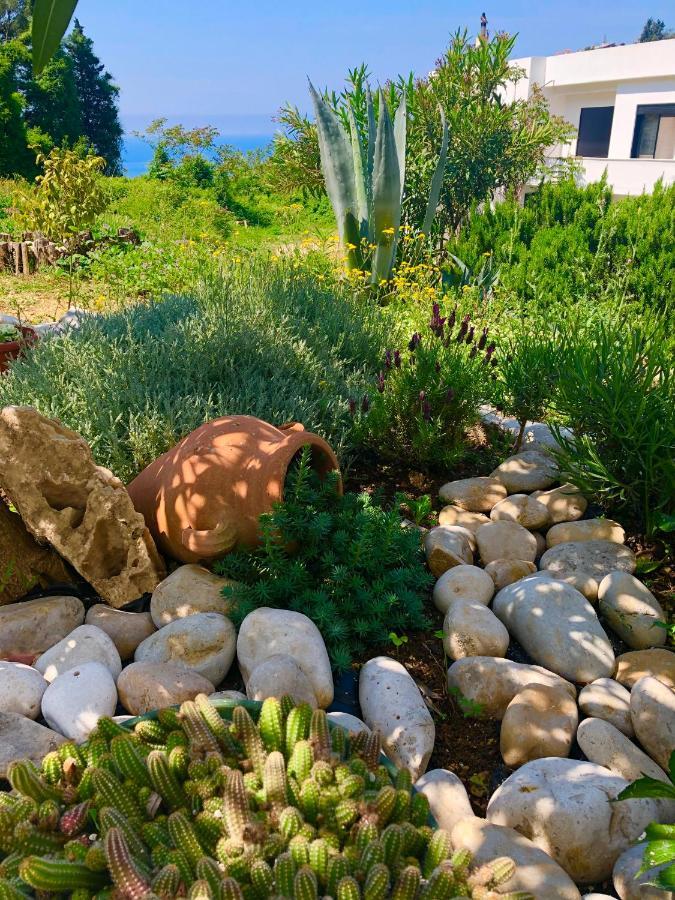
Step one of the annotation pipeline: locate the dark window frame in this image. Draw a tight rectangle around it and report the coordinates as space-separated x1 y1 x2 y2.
576 106 615 159
631 103 675 159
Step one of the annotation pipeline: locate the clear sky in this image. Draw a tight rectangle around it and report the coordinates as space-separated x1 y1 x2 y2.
72 1 665 133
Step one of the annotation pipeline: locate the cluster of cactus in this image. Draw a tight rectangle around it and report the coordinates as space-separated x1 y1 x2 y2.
0 695 530 899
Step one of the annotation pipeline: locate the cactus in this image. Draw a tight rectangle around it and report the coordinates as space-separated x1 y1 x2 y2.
104 827 152 899
152 862 182 898
7 762 60 804
258 697 284 753
19 857 107 892
147 750 188 810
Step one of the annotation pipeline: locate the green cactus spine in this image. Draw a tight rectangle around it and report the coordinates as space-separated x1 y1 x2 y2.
168 811 205 868
188 879 214 899
279 805 304 841
420 863 455 899
19 857 107 892
147 750 188 810
337 875 361 900
326 854 349 895
263 750 288 811
220 877 245 899
294 864 319 900
223 769 252 841
91 768 141 824
258 697 284 752
308 838 329 884
288 740 314 783
374 786 397 826
7 761 60 804
104 827 152 899
110 736 152 788
194 856 224 894
134 719 168 745
232 705 266 778
158 707 181 730
179 700 221 755
41 751 63 785
392 865 421 900
331 724 346 757
309 709 331 760
334 798 359 828
364 862 390 900
381 824 403 868
298 779 320 823
152 862 182 898
0 879 31 899
422 828 452 878
284 704 312 756
274 851 296 898
250 858 274 897
410 790 430 827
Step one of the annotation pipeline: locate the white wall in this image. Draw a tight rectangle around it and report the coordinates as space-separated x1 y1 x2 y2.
608 80 675 158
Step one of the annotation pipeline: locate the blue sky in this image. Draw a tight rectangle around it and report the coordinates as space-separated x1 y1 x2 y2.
73 1 663 133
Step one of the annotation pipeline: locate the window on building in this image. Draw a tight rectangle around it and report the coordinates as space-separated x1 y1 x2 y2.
576 106 614 158
632 104 675 159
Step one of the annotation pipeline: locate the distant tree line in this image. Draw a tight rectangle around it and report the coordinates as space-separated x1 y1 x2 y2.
0 0 122 178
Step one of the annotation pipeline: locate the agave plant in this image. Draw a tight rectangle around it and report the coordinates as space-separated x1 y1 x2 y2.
310 83 448 284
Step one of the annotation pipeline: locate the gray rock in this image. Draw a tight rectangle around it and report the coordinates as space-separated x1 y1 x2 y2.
414 769 474 833
540 540 636 602
0 662 48 719
0 595 84 658
246 654 318 707
613 842 675 900
85 605 156 661
577 717 669 784
486 757 659 883
359 656 434 779
631 675 675 771
475 521 537 565
491 450 558 493
598 572 666 649
117 661 215 715
432 564 494 613
438 477 507 512
150 564 237 627
327 711 370 736
578 678 634 737
41 661 117 742
34 624 123 683
443 598 509 660
447 656 575 719
492 574 615 683
0 712 66 777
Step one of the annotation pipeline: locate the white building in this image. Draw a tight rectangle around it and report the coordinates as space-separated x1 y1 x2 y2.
507 39 675 196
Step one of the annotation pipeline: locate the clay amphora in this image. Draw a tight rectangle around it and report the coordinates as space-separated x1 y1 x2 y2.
127 415 341 564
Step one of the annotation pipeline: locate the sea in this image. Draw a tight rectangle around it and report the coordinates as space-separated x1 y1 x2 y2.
121 133 275 178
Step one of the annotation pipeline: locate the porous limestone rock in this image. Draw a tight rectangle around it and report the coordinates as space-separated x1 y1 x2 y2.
531 483 587 524
447 656 575 719
578 678 634 737
424 526 473 576
414 769 474 833
484 558 537 590
0 499 71 605
34 624 123 683
546 518 625 548
85 605 156 661
490 494 550 530
359 656 434 780
475 521 537 565
0 595 84 658
437 506 490 532
486 758 658 883
491 450 558 493
0 662 48 719
117 661 214 715
41 661 117 742
438 477 506 512
615 648 675 690
613 842 675 900
492 574 615 683
0 406 165 607
0 712 65 777
598 571 666 649
150 564 238 627
450 817 582 900
246 654 318 707
630 675 675 771
432 564 494 613
539 540 636 602
237 608 334 708
135 612 236 686
442 598 509 660
500 683 578 768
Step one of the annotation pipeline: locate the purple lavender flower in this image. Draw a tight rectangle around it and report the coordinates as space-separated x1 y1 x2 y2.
469 345 477 358
418 390 426 404
447 306 457 330
376 371 386 393
446 387 455 402
361 395 370 413
408 332 422 352
435 361 441 373
429 302 447 338
477 327 488 351
384 350 392 370
422 400 432 421
456 315 470 343
393 350 401 368
483 342 496 364
465 325 475 345
348 398 357 416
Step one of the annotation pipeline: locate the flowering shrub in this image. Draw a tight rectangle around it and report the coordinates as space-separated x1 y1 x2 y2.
353 300 495 469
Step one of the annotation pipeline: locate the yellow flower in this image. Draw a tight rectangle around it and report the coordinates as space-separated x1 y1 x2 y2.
382 227 395 236
345 242 357 251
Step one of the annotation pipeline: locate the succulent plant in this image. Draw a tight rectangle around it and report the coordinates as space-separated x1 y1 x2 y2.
0 696 530 898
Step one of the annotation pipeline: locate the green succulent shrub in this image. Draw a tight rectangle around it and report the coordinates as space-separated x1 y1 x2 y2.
551 316 674 536
216 448 433 671
616 750 675 891
354 301 494 471
0 695 527 899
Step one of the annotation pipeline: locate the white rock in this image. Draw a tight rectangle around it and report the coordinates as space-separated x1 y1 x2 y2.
0 595 85 658
500 684 578 768
117 661 215 716
41 661 117 743
34 625 122 683
432 564 494 613
437 506 490 532
424 526 473 576
237 608 333 707
327 711 371 736
414 769 474 833
210 690 247 702
578 678 634 737
598 572 666 649
450 817 582 900
85 605 156 661
531 483 587 524
491 494 550 530
0 712 66 777
615 649 675 690
631 675 675 771
613 842 675 900
0 662 48 719
443 599 509 660
487 757 659 883
150 564 237 627
359 656 434 779
547 518 625 548
484 558 537 590
438 477 507 512
577 717 669 784
491 451 558 493
539 540 636 602
492 575 615 683
135 612 236 686
447 656 575 719
475 521 537 565
246 655 317 707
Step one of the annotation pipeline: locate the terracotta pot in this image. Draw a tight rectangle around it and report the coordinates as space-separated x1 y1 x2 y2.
127 415 342 564
0 326 37 374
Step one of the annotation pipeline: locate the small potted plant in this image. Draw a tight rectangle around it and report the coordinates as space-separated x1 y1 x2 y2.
0 323 37 374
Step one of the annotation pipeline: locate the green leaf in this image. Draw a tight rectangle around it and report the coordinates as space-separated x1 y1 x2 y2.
422 104 449 237
657 863 675 889
642 839 675 870
616 775 675 801
655 512 675 533
347 103 368 237
32 0 78 75
670 749 675 786
370 89 402 283
393 95 407 204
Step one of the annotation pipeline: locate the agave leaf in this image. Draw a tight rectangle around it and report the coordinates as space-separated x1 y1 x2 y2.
366 88 376 238
32 0 78 74
370 89 402 284
422 104 449 237
347 104 368 238
393 95 407 203
309 81 361 267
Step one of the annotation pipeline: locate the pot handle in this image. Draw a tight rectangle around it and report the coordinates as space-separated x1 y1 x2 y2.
181 515 238 558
